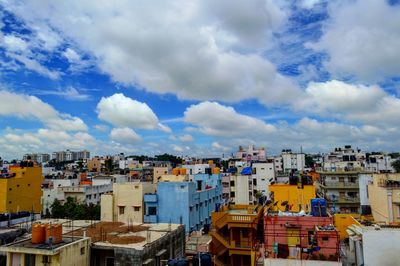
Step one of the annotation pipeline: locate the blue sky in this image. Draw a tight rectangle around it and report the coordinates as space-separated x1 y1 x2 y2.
0 0 400 160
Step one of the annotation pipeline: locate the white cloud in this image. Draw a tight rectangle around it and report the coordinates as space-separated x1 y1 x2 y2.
94 124 109 132
62 48 81 62
110 127 141 144
0 90 88 131
158 123 172 133
184 101 276 137
171 144 184 153
2 0 299 106
33 87 91 101
297 80 400 126
96 93 160 130
309 0 400 81
179 134 194 142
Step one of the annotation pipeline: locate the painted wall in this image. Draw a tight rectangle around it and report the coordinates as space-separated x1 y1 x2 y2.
0 166 43 213
363 228 400 266
270 185 316 212
253 162 275 195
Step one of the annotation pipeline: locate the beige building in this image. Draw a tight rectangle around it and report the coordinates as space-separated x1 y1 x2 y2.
368 173 400 223
229 175 257 205
153 166 169 184
0 236 90 266
101 182 154 223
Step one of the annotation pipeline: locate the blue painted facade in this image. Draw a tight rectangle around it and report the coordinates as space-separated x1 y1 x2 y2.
144 174 222 232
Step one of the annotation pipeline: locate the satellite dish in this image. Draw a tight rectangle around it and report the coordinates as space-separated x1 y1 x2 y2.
273 201 279 206
281 201 288 206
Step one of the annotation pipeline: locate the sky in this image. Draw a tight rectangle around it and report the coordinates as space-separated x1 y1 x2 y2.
0 0 400 160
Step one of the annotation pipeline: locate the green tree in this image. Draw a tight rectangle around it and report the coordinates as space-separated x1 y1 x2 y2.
104 158 114 174
50 199 64 218
305 154 315 168
392 159 400 173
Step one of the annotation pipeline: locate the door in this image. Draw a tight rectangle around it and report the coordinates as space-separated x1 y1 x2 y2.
287 228 300 246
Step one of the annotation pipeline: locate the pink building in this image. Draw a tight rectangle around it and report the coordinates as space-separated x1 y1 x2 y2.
264 212 339 261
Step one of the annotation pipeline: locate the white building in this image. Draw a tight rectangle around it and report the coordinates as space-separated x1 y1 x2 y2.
229 174 256 205
365 153 394 173
281 149 305 172
322 145 366 172
252 162 275 195
347 224 400 266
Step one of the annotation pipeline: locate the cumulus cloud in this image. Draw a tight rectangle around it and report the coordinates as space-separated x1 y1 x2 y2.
2 0 299 106
184 101 276 137
309 0 400 81
0 90 87 131
110 127 141 144
96 93 159 129
297 80 400 126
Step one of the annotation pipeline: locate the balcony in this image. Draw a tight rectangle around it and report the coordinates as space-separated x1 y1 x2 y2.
320 182 359 189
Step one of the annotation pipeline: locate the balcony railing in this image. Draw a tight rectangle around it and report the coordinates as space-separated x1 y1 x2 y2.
321 182 359 189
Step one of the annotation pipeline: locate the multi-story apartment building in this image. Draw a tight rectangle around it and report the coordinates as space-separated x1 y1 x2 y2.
252 162 275 195
144 173 222 232
52 150 90 162
235 145 266 161
318 171 372 214
281 149 306 172
0 164 43 213
368 173 400 224
23 153 50 164
365 152 394 173
322 145 365 172
101 181 154 223
229 173 257 205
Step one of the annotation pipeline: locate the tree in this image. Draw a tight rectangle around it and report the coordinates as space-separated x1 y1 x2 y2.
392 159 400 173
305 154 315 168
50 199 64 218
104 158 114 174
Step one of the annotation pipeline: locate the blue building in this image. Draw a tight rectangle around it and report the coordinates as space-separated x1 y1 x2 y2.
144 174 222 232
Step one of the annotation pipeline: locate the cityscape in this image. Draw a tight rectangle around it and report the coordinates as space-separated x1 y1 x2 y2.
1 1 400 266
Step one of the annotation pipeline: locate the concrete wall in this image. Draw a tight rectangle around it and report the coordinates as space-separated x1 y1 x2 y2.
368 178 390 223
363 228 400 266
100 194 114 221
358 174 373 206
264 258 340 266
235 175 251 205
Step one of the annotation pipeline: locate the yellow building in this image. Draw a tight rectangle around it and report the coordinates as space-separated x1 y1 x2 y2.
0 166 43 213
0 236 90 266
269 184 316 212
100 182 154 223
334 213 361 240
210 204 263 266
368 173 400 224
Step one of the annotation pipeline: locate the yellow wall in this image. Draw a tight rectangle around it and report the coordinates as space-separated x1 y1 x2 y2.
5 237 90 266
0 166 43 213
368 175 391 223
102 182 154 223
269 184 316 212
334 214 361 240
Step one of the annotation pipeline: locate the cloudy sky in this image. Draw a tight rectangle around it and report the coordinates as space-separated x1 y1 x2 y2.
0 0 400 159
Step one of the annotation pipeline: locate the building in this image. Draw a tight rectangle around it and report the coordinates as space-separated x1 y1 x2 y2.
23 153 51 164
41 179 79 214
86 222 185 266
59 182 113 205
252 162 275 195
264 209 340 261
0 223 90 266
346 224 400 266
365 152 394 173
368 173 400 223
281 149 306 172
52 150 90 162
235 145 266 161
229 173 257 205
144 173 222 232
269 182 316 213
101 182 154 223
0 165 43 213
152 166 169 184
210 204 264 266
318 172 368 214
322 145 365 172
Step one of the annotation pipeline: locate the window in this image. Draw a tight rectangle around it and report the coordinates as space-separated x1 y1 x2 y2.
17 184 20 188
149 206 157 215
230 180 235 187
230 191 235 197
135 186 139 189
25 254 35 266
119 206 125 215
134 206 141 211
8 188 12 191
42 256 51 263
322 236 329 241
80 247 85 255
